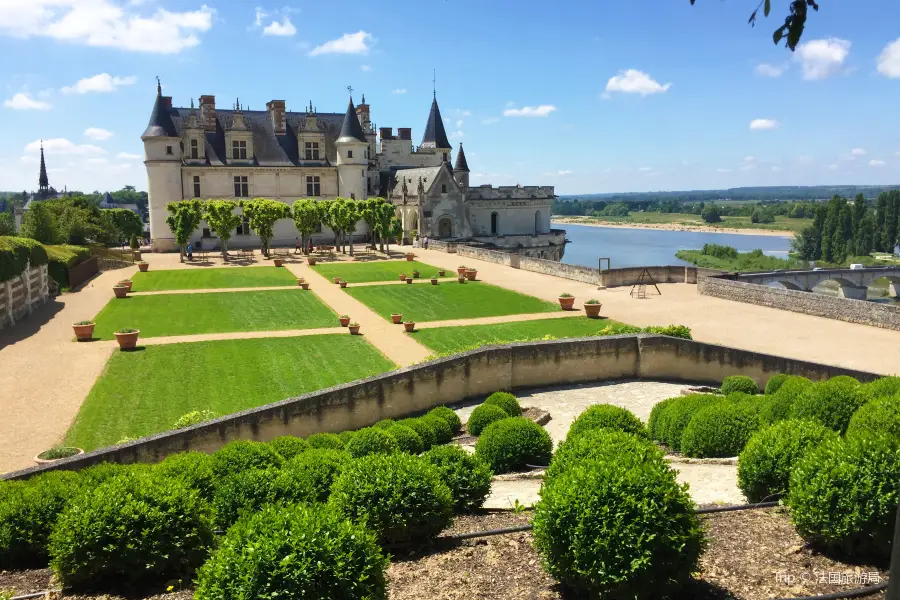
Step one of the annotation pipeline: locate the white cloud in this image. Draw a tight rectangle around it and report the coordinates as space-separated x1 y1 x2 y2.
455 119 464 128
877 39 900 78
481 117 500 125
749 118 778 130
84 127 113 141
772 166 783 172
851 147 867 156
254 7 267 27
716 168 732 173
0 0 214 54
794 37 851 80
638 166 652 172
24 138 106 156
391 88 407 95
544 170 573 176
3 92 51 110
605 69 671 96
828 164 839 170
309 31 372 56
870 159 886 167
448 130 464 139
743 156 756 162
360 64 371 72
739 163 756 171
503 105 557 118
116 152 142 160
61 73 137 94
754 63 786 77
262 17 296 37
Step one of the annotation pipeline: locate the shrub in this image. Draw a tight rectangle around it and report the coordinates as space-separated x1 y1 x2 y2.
720 375 759 395
213 466 323 529
0 470 82 568
790 377 865 433
566 404 647 441
172 409 217 429
647 396 680 442
681 402 762 458
269 436 310 460
330 453 453 544
0 236 49 283
533 458 704 598
345 427 399 458
427 405 462 434
466 404 509 436
846 395 900 441
737 420 838 503
484 391 522 416
788 434 900 559
398 418 438 449
421 414 454 444
307 432 345 450
760 376 814 424
211 440 283 479
338 430 357 445
49 473 214 593
373 419 395 430
152 451 217 500
423 445 493 513
385 424 424 454
642 324 693 340
858 376 900 403
546 429 663 484
475 417 553 473
285 449 352 503
195 503 387 600
79 461 149 487
764 374 790 395
657 394 723 451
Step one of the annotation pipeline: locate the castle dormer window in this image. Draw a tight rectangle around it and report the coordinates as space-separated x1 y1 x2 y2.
441 184 447 194
304 142 320 160
190 139 199 159
232 140 247 160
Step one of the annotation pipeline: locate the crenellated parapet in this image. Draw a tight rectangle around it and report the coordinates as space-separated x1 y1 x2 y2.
466 185 555 200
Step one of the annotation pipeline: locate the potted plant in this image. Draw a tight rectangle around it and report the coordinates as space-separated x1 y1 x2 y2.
73 320 95 341
348 322 361 335
114 327 140 350
339 315 351 327
300 282 310 290
113 283 129 298
558 293 575 310
34 446 84 465
391 313 403 324
405 277 413 284
307 256 317 266
403 321 416 332
412 269 420 279
438 268 446 276
118 279 133 293
137 261 150 273
340 280 348 288
457 265 467 276
296 277 305 286
584 299 602 318
465 268 478 281
333 277 341 284
431 276 439 285
457 275 466 284
273 257 284 267
406 252 415 261
399 273 407 281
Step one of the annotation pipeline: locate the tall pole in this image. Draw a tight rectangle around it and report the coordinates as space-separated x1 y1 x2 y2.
887 500 900 600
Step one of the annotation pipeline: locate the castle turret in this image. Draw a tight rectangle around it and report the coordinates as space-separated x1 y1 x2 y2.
420 95 452 163
142 78 182 251
453 143 470 191
335 96 368 201
38 141 49 197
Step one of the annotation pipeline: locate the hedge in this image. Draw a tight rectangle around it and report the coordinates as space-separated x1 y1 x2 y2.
346 427 399 458
720 375 759 395
306 432 345 450
398 418 437 449
790 376 865 433
760 376 814 424
0 236 48 283
764 374 790 395
285 449 352 503
385 424 424 454
566 404 647 441
546 429 663 484
846 395 900 441
483 391 522 417
268 436 310 460
211 441 284 479
44 244 89 287
422 444 493 513
651 394 723 451
466 404 509 436
427 405 462 434
680 401 762 458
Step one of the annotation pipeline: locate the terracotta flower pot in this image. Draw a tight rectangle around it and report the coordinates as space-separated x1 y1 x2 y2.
73 322 95 341
558 296 575 310
431 278 438 285
584 303 603 318
113 285 128 298
349 325 361 335
34 447 84 465
300 283 310 290
334 277 341 284
274 258 284 267
465 269 477 281
458 276 466 284
391 313 403 324
296 278 305 286
399 274 407 281
137 262 149 272
114 330 140 350
438 269 446 276
340 281 348 288
339 316 351 327
412 271 420 279
406 253 415 261
307 257 317 265
405 278 413 284
403 322 416 332
457 267 467 276
119 280 133 292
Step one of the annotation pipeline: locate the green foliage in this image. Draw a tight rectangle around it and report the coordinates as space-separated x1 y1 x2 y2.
345 427 399 458
737 420 838 503
790 376 865 433
397 418 437 449
720 375 759 395
152 452 217 500
21 201 59 243
373 418 396 430
285 449 352 503
203 200 243 254
44 243 89 287
0 212 15 236
681 401 762 458
36 446 80 460
269 436 311 460
846 395 900 441
700 243 737 260
306 432 345 450
0 236 49 282
533 456 704 598
194 503 388 600
641 324 693 339
760 376 814 423
546 429 663 485
858 376 900 403
240 198 291 255
172 409 217 429
566 404 647 441
764 374 790 395
484 391 522 417
422 444 493 513
103 208 143 243
701 203 721 223
427 405 463 434
49 473 214 593
165 200 203 259
466 403 509 436
330 453 453 544
211 440 284 479
651 394 723 451
475 416 553 473
647 396 680 441
385 424 424 454
213 467 319 529
291 199 322 253
789 435 900 559
421 414 454 444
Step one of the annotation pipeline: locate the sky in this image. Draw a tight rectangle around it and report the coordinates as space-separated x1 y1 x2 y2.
0 0 898 196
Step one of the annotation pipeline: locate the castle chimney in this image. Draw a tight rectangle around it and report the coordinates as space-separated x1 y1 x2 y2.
266 100 286 135
397 127 411 141
199 95 216 131
379 127 393 140
162 96 173 109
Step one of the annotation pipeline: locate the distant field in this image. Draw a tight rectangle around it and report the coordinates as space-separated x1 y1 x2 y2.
557 213 811 233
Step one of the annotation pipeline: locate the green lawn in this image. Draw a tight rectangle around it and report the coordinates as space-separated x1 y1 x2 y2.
130 267 297 292
345 281 558 322
313 260 451 283
92 289 337 339
65 335 396 450
412 317 632 355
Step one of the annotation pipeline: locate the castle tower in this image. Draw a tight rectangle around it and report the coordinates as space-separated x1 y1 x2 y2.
453 143 470 191
141 78 182 251
37 141 49 198
420 94 452 163
335 96 368 201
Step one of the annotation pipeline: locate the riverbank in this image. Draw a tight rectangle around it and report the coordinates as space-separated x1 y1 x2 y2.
552 217 795 238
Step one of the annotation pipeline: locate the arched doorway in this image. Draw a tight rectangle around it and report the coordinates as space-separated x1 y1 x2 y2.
438 217 453 238
490 212 499 235
534 210 542 235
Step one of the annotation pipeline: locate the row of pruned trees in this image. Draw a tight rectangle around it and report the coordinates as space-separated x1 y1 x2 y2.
165 197 403 262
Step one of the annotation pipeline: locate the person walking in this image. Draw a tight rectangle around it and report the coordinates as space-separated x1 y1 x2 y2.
295 237 301 254
423 235 429 250
186 241 193 261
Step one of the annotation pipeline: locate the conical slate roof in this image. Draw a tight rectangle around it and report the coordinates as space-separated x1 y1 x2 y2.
142 83 178 138
454 143 469 172
38 144 49 190
337 97 367 143
420 96 451 150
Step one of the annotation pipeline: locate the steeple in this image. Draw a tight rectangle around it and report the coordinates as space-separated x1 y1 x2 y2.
453 143 469 172
141 78 178 138
38 140 49 195
420 96 451 150
337 96 367 143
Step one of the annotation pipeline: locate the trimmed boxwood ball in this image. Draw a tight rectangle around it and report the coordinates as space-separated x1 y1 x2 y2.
385 424 424 454
846 395 900 441
764 373 790 395
475 417 553 474
859 376 900 403
737 419 838 503
546 429 663 484
398 418 438 449
483 391 522 417
338 430 356 445
268 435 310 460
330 453 453 544
566 404 647 441
306 432 345 450
466 404 509 436
79 461 151 487
152 451 217 500
194 503 388 600
533 458 704 598
427 405 462 434
421 414 454 445
721 375 759 395
760 376 814 424
423 444 493 513
211 440 283 479
680 402 762 458
647 396 679 442
790 377 865 434
285 449 352 503
788 434 900 559
49 473 214 593
346 427 399 458
213 467 321 529
658 394 723 451
373 418 396 430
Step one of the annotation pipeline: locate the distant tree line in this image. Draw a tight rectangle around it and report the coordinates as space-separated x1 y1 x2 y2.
0 186 148 214
552 197 821 221
557 185 897 206
19 196 144 247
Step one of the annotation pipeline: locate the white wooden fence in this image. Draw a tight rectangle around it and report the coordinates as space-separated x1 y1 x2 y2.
0 263 49 331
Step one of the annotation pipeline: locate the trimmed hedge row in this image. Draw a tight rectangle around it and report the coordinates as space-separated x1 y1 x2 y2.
0 236 48 283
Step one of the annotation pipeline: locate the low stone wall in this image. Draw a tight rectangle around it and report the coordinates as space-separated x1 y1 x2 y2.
4 334 879 481
698 276 900 331
598 266 725 288
428 240 457 253
519 255 598 284
456 245 516 267
0 263 49 331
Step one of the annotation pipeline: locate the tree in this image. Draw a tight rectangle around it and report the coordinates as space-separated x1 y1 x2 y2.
104 208 143 245
701 204 721 223
21 202 58 244
0 212 15 236
689 0 820 51
203 200 243 257
291 199 321 254
330 199 361 256
882 191 899 255
373 199 396 254
165 200 203 262
874 192 888 253
792 225 819 261
240 198 290 257
388 217 403 255
855 214 875 257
